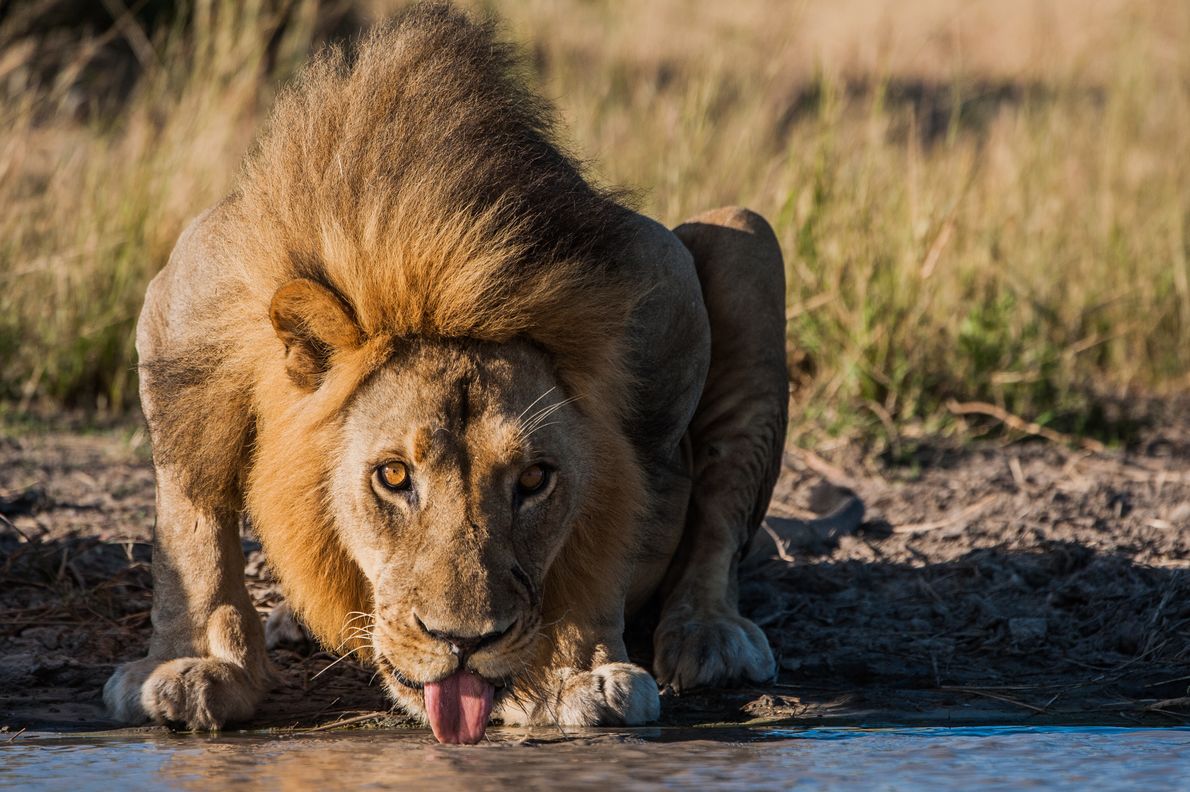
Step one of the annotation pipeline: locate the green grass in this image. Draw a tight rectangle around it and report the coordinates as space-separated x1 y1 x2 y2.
2 1 1187 444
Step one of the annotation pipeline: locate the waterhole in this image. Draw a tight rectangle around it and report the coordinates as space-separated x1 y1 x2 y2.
3 726 1188 790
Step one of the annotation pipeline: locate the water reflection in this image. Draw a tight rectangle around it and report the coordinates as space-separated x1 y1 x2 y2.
3 726 1189 791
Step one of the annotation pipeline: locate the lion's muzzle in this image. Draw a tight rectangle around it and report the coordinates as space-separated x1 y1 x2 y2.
375 615 514 744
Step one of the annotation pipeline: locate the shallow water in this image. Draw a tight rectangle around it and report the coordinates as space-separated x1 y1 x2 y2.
3 726 1189 791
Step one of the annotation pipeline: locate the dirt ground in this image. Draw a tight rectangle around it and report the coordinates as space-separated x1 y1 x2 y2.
2 415 1188 735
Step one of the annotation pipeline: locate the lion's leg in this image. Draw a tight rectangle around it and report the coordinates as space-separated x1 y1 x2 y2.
104 266 271 730
653 207 788 690
103 470 271 729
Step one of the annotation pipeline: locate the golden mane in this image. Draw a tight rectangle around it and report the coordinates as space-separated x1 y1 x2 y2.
232 3 639 399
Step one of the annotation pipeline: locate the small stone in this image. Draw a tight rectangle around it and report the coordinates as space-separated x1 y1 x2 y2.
1009 617 1048 643
0 654 37 689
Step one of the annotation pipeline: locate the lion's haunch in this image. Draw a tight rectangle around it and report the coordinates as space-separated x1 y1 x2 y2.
423 670 495 744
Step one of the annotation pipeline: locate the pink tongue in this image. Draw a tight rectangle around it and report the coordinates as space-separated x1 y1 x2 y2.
423 670 495 744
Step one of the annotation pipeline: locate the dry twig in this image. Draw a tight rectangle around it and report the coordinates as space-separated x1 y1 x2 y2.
942 686 1050 714
946 399 1106 453
894 495 997 534
301 711 391 733
788 448 857 490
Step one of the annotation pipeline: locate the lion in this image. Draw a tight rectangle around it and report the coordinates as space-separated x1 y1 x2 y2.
103 4 790 744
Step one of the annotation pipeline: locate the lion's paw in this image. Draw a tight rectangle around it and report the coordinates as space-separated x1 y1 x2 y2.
104 657 265 730
499 662 660 727
555 662 660 726
653 606 775 691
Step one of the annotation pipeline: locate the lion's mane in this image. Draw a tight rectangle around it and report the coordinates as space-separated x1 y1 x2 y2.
141 3 647 650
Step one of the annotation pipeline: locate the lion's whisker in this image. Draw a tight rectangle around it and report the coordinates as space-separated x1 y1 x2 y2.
333 631 373 655
536 609 570 632
517 386 558 423
520 636 567 737
333 613 375 653
521 395 582 435
523 394 577 426
507 659 550 726
312 643 371 680
521 421 559 440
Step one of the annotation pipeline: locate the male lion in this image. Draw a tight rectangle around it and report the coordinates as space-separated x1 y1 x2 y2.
104 4 788 744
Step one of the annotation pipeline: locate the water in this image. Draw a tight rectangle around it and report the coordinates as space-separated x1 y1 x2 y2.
3 726 1189 791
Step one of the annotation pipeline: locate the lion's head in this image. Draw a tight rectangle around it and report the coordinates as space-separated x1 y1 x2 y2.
249 274 642 741
329 337 594 735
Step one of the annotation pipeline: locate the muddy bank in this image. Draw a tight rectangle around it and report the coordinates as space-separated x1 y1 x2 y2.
1 422 1187 734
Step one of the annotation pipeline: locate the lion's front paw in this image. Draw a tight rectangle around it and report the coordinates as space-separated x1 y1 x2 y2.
104 657 266 730
556 663 661 726
653 606 775 691
499 662 660 727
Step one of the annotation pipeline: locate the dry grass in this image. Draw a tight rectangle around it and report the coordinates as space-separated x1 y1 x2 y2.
2 0 1188 443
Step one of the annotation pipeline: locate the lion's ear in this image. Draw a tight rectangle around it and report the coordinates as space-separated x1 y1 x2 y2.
269 279 363 390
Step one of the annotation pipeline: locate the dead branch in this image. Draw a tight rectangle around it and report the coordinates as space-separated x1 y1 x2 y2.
946 399 1106 453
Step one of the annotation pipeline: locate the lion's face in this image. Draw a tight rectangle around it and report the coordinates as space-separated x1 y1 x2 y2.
330 338 592 713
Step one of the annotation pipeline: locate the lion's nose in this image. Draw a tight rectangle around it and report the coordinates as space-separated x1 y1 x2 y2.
413 612 514 658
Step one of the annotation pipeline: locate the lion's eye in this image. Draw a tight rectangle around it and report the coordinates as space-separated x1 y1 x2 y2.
377 461 411 491
517 464 549 495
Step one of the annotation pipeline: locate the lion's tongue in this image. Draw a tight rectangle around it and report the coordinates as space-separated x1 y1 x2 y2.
423 670 494 744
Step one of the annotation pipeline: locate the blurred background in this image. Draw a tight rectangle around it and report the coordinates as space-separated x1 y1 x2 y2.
2 0 1187 448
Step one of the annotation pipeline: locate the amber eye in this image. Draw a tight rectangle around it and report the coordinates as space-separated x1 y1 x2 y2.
377 461 411 491
517 464 549 495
